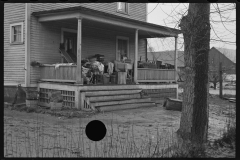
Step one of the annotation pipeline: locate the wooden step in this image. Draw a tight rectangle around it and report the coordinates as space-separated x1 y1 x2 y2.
85 89 142 96
87 93 141 102
96 102 156 112
91 98 152 108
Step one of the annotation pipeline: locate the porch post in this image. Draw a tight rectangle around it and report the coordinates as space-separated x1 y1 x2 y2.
76 18 82 84
134 29 138 84
174 36 178 82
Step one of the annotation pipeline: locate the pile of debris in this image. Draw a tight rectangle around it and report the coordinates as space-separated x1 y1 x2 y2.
222 97 236 103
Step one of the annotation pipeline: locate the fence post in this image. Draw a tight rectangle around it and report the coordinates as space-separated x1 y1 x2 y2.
219 62 223 98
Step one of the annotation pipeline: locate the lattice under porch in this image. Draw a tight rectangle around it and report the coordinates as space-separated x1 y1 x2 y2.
39 88 75 108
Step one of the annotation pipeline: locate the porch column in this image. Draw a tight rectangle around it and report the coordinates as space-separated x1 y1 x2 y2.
76 18 82 84
134 29 138 84
174 36 178 82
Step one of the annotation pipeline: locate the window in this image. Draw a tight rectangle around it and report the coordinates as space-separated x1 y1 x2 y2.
10 22 23 44
117 2 128 14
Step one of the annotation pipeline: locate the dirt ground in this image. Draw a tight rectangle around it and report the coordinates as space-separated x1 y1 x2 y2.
4 89 235 157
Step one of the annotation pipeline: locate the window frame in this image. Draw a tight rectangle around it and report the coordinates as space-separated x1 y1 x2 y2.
10 22 24 45
116 2 129 15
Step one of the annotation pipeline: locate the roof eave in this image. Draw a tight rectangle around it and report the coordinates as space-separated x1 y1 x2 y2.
32 6 181 37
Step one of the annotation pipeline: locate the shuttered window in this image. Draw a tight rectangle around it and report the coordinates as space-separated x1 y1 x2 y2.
117 2 129 14
10 22 23 44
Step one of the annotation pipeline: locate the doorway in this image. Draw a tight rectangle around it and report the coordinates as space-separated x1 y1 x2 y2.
116 36 129 61
63 32 77 62
61 28 77 63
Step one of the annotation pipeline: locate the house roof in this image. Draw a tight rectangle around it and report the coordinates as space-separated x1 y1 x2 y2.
147 48 234 69
215 47 236 63
147 51 185 67
32 5 181 38
211 47 236 64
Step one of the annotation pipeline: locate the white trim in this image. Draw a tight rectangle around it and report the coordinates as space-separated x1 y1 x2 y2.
61 28 77 43
76 18 83 84
10 21 24 44
25 3 31 87
134 29 138 83
116 36 129 61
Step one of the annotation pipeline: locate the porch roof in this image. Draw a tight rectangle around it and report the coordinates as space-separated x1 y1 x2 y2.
32 6 181 38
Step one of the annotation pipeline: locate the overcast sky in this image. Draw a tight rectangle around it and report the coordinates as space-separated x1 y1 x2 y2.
147 3 236 51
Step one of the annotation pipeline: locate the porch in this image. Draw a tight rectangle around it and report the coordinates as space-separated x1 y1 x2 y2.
32 6 180 110
38 81 178 110
32 6 180 85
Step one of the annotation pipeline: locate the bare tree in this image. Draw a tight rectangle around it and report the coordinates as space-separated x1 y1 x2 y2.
147 4 235 152
177 3 211 149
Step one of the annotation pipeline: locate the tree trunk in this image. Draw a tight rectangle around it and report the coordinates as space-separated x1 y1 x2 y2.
177 3 210 146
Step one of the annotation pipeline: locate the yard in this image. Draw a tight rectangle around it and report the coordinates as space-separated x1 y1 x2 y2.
4 88 235 158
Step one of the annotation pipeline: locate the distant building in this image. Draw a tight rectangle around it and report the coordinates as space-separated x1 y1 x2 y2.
147 47 236 81
147 50 185 69
147 50 184 82
209 47 236 74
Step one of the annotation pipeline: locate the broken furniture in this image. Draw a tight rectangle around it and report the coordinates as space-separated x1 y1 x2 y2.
162 97 182 111
48 90 63 110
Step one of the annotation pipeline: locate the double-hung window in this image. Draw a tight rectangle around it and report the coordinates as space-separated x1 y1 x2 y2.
117 2 129 14
10 22 24 44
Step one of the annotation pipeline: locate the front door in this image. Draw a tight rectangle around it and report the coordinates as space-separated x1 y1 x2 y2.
117 37 129 61
63 32 77 62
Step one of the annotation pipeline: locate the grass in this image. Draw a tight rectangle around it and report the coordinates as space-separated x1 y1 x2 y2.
213 105 236 149
4 102 236 158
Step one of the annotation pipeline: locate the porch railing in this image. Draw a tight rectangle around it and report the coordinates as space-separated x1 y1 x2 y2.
39 65 176 83
40 65 76 82
137 68 176 82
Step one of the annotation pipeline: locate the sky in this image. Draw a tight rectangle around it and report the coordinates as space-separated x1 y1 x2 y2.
146 3 236 52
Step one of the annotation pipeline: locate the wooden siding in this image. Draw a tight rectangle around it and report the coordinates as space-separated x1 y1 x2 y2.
138 39 146 61
4 3 26 85
31 3 146 22
29 19 146 84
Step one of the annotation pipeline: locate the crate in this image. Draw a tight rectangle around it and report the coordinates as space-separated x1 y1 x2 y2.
26 90 38 100
39 88 75 108
50 102 62 110
26 99 38 108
